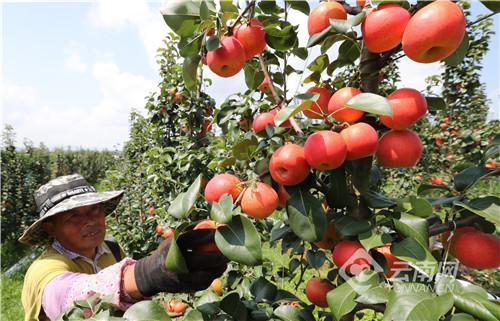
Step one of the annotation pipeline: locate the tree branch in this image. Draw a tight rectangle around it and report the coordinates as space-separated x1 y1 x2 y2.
428 215 482 236
258 54 303 136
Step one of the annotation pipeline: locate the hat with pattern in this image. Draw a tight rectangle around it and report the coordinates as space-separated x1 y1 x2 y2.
19 174 123 245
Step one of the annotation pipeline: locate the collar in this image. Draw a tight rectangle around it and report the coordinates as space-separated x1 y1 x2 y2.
51 239 110 261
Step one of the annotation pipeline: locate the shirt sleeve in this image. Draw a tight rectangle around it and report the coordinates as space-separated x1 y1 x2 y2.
42 258 137 321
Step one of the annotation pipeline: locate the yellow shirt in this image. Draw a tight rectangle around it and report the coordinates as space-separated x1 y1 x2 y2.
21 242 123 321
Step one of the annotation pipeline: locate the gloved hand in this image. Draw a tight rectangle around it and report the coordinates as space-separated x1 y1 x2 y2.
134 228 228 297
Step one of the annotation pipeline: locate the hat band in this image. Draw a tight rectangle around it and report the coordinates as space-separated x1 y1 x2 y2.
39 185 96 217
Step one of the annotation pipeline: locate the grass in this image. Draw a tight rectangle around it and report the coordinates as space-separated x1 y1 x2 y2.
1 273 24 321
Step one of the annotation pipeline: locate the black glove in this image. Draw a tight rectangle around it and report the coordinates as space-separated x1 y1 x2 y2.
134 229 228 297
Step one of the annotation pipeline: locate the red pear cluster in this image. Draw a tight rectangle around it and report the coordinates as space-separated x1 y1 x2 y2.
204 173 279 220
360 1 466 63
207 18 267 78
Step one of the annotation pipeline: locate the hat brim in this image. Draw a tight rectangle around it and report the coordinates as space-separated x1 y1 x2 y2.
18 190 124 246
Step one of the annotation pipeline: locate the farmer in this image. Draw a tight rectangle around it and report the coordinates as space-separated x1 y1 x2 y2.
20 174 227 321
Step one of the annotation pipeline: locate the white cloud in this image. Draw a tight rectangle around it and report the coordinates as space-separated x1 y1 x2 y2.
87 0 169 69
1 63 156 150
64 52 87 73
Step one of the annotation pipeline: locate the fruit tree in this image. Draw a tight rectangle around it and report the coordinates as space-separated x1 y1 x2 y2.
76 1 500 320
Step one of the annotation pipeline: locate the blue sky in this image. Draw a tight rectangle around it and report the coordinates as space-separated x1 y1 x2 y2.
1 0 498 150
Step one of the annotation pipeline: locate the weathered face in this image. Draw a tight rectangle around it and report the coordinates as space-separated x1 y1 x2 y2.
42 204 106 258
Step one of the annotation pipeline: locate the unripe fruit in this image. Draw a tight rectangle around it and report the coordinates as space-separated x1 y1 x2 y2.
234 18 266 60
440 122 449 129
204 173 242 203
258 77 271 93
304 131 347 171
361 4 411 53
305 278 335 307
451 229 500 269
163 227 174 239
376 130 423 167
328 87 364 123
269 144 310 186
252 112 275 133
340 123 378 160
211 278 223 295
402 0 466 63
315 220 341 250
241 182 279 219
373 244 408 278
380 88 428 130
206 36 246 77
155 225 163 235
332 240 371 275
308 1 347 35
148 207 155 215
303 87 332 119
166 300 187 315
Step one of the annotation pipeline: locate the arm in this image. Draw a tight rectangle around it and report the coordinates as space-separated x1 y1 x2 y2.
42 258 137 321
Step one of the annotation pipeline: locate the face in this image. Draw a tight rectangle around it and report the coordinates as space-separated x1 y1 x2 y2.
42 204 106 258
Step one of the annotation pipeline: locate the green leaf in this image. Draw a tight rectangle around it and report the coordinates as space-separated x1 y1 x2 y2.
199 0 215 20
452 294 498 321
391 237 438 277
306 249 326 269
274 103 306 127
168 174 202 218
345 93 392 116
390 237 426 261
286 186 327 242
165 225 189 274
295 92 320 101
327 282 357 320
286 0 310 15
250 277 278 302
417 183 452 196
123 301 171 321
425 96 447 111
232 136 258 160
347 269 380 295
356 286 390 305
338 39 360 63
264 22 298 51
335 216 371 238
454 196 500 225
220 0 238 12
363 190 397 208
178 34 203 57
307 54 329 73
220 293 248 321
274 304 301 321
481 1 500 12
183 310 205 321
384 291 454 321
210 193 233 224
182 55 200 91
329 11 366 34
453 166 490 191
393 213 429 247
215 215 262 266
321 34 345 54
206 35 221 51
307 25 334 47
444 33 469 66
244 64 264 90
408 196 433 218
359 229 393 250
161 1 201 37
448 313 477 321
